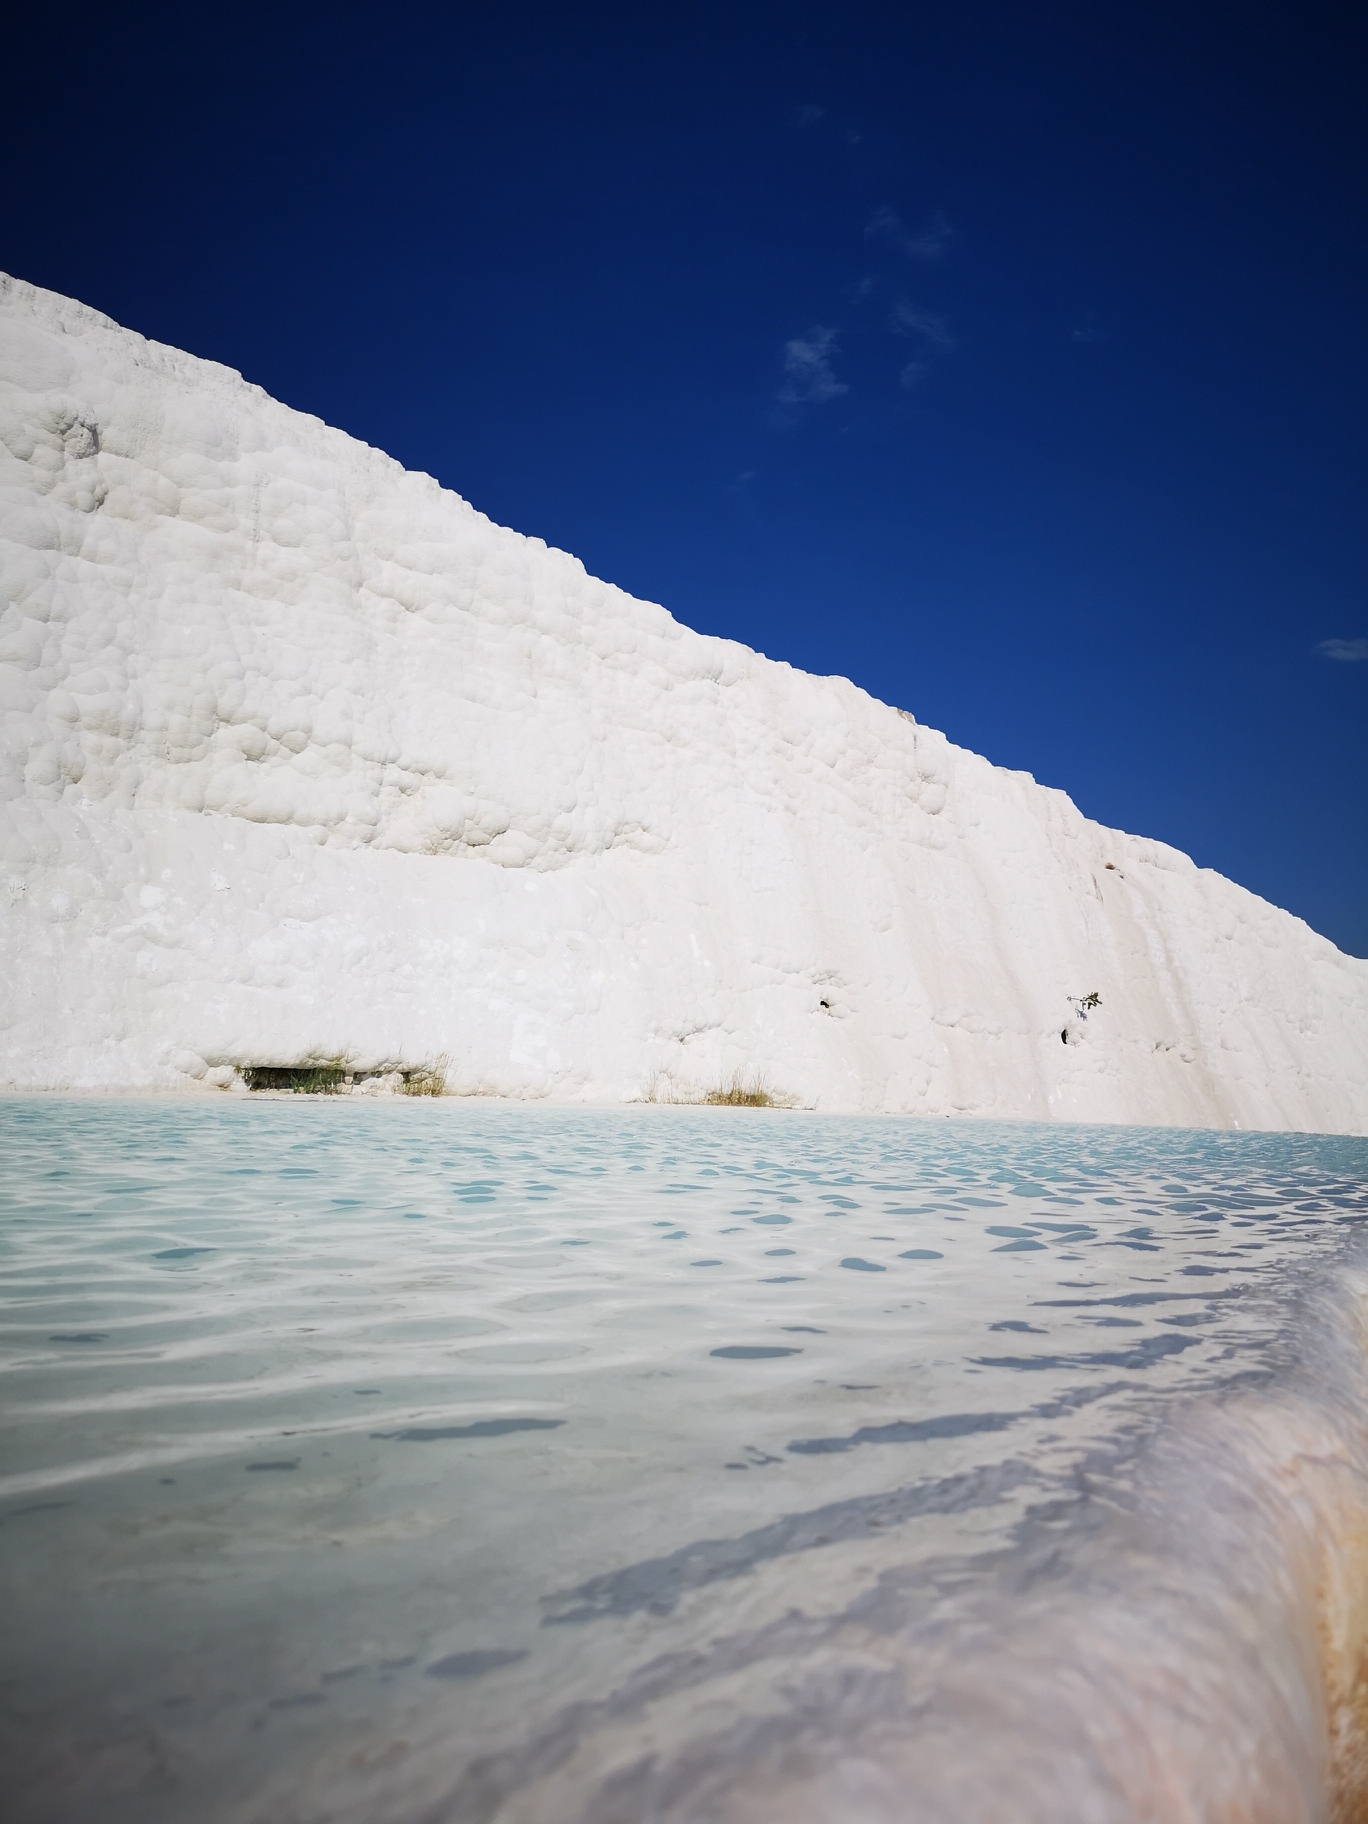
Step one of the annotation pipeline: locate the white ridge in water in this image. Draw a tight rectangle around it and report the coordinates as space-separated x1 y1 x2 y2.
0 272 1365 1128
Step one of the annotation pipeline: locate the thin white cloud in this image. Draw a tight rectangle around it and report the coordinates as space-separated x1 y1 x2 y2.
866 207 951 261
795 104 825 126
891 300 953 347
1317 638 1368 662
778 327 848 406
892 299 953 391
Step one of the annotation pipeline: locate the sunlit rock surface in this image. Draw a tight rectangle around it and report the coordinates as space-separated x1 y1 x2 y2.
1 273 1365 1128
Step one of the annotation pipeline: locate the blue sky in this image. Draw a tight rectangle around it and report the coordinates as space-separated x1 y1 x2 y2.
6 2 1366 953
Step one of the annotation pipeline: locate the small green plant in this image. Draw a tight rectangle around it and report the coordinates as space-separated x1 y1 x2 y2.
241 1059 347 1094
703 1070 774 1108
1070 992 1102 1015
401 1059 448 1097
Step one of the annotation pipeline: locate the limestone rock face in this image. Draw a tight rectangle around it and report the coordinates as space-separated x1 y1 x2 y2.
1 274 1364 1129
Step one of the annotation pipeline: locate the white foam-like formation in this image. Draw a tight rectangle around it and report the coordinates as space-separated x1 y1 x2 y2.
1 273 1365 1127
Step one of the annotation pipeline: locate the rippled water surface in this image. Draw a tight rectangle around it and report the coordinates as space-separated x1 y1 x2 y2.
4 1099 1368 1823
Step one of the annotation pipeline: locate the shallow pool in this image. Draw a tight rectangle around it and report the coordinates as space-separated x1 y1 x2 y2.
4 1099 1368 1821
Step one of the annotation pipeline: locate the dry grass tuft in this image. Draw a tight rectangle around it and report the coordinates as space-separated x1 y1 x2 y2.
643 1068 781 1107
702 1070 774 1108
401 1059 448 1097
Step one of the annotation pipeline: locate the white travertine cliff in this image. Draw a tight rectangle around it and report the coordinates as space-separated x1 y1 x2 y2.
1 274 1364 1129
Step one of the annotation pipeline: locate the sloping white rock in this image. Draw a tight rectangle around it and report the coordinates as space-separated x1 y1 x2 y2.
1 273 1365 1130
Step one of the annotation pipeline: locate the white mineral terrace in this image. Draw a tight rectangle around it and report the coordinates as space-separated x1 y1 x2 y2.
1 274 1365 1130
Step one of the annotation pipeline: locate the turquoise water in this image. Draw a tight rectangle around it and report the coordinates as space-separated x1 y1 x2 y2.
3 1099 1368 1822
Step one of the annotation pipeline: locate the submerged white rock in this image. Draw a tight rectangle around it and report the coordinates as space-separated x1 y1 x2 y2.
1 273 1364 1129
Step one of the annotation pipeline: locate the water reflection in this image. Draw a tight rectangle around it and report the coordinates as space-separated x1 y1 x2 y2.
2 1099 1367 1821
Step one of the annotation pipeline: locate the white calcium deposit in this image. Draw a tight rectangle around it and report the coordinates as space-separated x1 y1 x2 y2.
1 274 1364 1129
